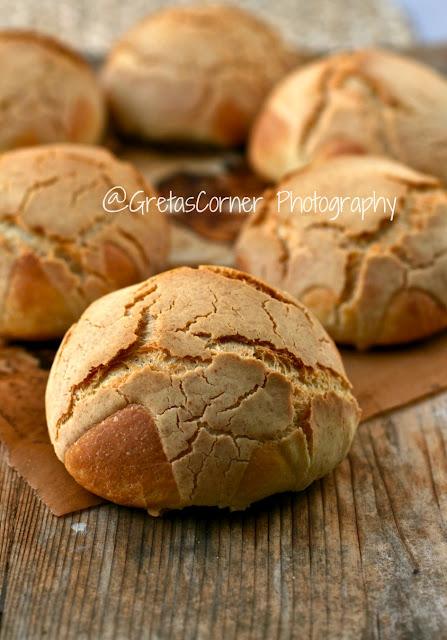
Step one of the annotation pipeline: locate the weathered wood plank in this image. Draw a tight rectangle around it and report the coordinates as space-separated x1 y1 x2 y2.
0 447 23 629
0 393 445 640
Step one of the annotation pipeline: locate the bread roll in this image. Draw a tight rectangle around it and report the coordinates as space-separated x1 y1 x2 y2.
46 266 359 514
102 4 294 146
0 31 105 150
236 156 447 349
0 145 168 339
249 49 447 182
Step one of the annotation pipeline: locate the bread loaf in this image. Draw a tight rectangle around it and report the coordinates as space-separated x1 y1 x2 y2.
46 266 360 514
249 49 447 182
236 156 447 349
0 30 105 150
102 4 294 146
0 144 168 339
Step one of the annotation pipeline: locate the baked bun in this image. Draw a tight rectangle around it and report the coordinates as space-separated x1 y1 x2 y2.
0 144 168 340
46 266 359 514
236 156 447 349
102 4 294 146
0 31 105 150
249 49 447 182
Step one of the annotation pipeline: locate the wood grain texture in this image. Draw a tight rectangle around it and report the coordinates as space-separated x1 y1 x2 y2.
0 392 446 640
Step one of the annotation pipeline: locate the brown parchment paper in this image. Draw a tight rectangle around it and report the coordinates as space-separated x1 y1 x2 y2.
341 332 447 421
0 346 102 516
0 332 446 516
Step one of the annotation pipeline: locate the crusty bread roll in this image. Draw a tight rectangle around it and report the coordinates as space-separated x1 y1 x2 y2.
46 266 359 514
0 31 105 150
0 144 168 340
249 49 447 182
102 4 294 146
236 156 447 349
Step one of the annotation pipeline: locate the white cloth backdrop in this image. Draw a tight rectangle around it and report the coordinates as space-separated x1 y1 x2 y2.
0 0 413 55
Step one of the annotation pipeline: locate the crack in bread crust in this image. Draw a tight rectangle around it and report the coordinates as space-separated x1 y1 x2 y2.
53 266 351 434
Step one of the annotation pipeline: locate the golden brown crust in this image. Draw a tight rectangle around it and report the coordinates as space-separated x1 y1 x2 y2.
375 290 447 345
0 144 169 339
2 252 78 340
0 30 105 149
102 4 295 146
65 404 181 513
46 265 360 513
236 155 447 349
249 48 447 182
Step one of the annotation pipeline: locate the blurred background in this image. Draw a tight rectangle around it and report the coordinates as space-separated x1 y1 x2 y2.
395 0 447 43
0 0 445 55
1 0 446 55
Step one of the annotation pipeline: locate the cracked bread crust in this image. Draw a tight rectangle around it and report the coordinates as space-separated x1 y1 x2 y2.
45 265 359 514
235 156 447 349
102 4 295 147
0 30 105 150
249 48 447 182
0 144 169 339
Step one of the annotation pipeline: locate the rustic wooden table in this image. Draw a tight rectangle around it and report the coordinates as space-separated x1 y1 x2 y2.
1 45 447 640
0 392 446 639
